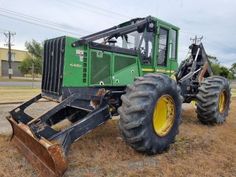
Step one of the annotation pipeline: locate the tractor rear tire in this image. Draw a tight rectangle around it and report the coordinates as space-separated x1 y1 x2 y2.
196 76 231 124
118 74 182 154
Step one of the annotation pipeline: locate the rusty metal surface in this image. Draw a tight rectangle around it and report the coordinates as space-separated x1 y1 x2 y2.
198 62 209 82
7 117 68 177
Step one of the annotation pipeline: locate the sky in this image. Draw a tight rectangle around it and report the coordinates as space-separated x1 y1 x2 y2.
0 0 235 67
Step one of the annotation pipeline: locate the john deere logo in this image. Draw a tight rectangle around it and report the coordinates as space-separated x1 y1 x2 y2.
97 51 103 58
76 49 84 61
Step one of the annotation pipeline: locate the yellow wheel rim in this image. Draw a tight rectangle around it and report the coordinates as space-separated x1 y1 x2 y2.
218 90 226 113
152 95 175 137
190 100 196 108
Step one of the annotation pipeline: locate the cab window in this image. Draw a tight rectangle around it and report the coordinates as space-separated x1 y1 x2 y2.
170 30 177 59
139 30 154 65
157 27 168 66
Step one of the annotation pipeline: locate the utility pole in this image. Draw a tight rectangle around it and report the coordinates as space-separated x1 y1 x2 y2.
4 31 16 79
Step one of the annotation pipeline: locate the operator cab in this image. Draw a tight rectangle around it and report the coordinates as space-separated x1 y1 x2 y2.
72 16 179 74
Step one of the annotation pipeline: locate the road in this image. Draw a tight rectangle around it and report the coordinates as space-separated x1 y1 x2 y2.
0 81 41 87
0 104 17 135
0 101 56 135
231 80 236 88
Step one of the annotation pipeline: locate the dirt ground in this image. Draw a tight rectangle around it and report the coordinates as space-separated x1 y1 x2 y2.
0 99 235 177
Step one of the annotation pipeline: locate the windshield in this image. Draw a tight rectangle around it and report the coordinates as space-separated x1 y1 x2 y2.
94 30 144 51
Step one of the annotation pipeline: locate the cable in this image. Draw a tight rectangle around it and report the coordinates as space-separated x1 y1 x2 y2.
0 13 81 36
0 8 90 34
56 0 129 21
73 0 131 19
0 7 233 65
0 8 91 36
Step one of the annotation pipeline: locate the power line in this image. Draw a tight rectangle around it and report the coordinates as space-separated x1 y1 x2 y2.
56 0 130 21
0 6 232 65
0 12 82 36
0 8 89 36
73 0 131 19
0 8 90 34
0 7 196 43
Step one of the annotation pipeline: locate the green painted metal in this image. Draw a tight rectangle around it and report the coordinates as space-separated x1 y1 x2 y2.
63 36 86 87
112 53 139 86
62 17 179 87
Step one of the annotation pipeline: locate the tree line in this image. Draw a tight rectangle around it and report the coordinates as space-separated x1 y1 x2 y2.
19 40 43 75
208 55 235 80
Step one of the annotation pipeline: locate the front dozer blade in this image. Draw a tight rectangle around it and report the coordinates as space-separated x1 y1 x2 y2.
7 117 68 177
6 92 112 176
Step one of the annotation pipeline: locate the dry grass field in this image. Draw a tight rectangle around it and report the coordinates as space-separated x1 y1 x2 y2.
0 97 235 177
0 87 40 104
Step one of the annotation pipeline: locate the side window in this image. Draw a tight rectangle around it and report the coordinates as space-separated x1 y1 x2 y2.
170 30 177 59
140 31 154 65
157 28 168 66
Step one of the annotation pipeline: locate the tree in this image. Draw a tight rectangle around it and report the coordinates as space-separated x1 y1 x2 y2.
25 40 43 59
18 57 32 75
219 66 231 78
208 55 221 75
230 63 236 76
19 40 43 75
208 55 235 80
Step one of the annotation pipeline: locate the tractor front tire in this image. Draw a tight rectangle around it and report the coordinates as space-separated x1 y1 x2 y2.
118 74 182 154
196 76 231 124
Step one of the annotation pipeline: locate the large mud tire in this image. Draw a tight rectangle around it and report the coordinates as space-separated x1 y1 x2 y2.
118 74 182 154
196 76 231 124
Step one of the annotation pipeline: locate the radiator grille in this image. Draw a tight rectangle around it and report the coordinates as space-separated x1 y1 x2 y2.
114 55 136 73
82 50 88 83
42 36 65 95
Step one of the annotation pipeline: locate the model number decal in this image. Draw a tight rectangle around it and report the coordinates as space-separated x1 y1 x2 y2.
70 63 82 68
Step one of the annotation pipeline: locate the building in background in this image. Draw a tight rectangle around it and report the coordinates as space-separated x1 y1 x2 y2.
0 47 29 77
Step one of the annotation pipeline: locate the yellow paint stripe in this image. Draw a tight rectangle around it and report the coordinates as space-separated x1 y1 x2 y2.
156 69 175 73
142 68 175 73
142 68 155 72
